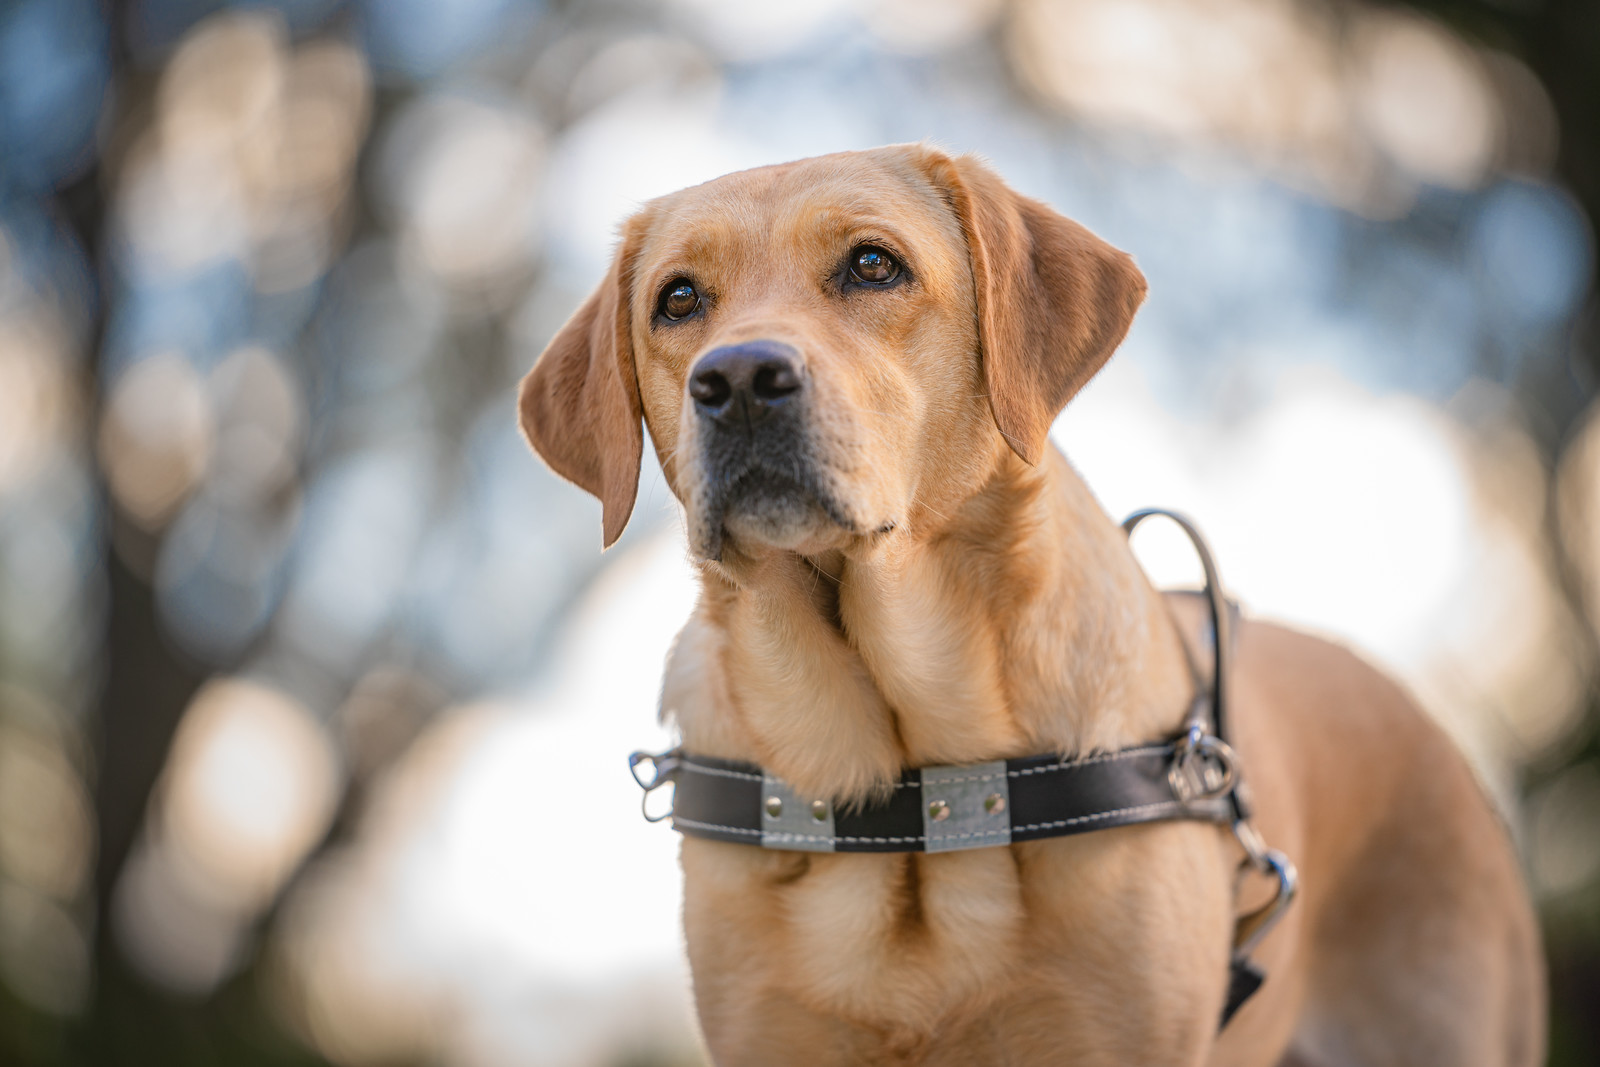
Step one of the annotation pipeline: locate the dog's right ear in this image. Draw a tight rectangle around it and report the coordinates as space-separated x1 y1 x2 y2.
518 221 647 548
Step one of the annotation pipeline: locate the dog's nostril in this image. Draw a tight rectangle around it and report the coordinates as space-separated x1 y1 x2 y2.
691 342 802 422
690 370 732 408
752 363 801 401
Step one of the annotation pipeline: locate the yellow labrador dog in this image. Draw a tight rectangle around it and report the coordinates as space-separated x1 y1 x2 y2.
519 145 1544 1065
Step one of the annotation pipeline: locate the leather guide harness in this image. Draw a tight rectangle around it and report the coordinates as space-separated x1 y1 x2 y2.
628 509 1298 1028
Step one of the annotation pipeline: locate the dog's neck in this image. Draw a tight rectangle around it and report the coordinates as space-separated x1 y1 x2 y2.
669 448 1195 805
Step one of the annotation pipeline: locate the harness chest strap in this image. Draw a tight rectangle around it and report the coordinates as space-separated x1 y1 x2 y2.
640 744 1233 853
627 509 1298 1028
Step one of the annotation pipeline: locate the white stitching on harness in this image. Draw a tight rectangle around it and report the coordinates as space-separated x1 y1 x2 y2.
926 826 1012 842
1009 800 1182 834
678 760 923 790
677 760 763 782
674 800 1187 846
671 816 925 845
680 745 1172 790
919 769 1007 786
671 817 761 836
1008 745 1170 778
920 746 1169 786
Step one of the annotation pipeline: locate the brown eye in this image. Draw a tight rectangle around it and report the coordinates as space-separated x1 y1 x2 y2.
659 280 700 320
850 246 899 284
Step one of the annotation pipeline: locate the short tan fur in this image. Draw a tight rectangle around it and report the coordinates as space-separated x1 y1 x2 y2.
521 145 1545 1066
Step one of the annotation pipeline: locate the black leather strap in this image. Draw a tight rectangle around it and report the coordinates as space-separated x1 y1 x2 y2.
664 743 1233 853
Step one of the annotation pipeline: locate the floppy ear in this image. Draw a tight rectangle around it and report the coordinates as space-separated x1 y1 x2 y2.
916 150 1147 464
518 225 645 548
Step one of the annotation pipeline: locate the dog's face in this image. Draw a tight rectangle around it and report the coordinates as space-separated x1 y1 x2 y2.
632 152 989 560
521 145 1147 559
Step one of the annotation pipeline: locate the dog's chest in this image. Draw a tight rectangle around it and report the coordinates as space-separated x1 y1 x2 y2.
715 846 1029 1030
840 555 1025 762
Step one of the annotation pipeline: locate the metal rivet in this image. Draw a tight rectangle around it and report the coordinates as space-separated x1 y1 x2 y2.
928 799 951 822
765 796 783 819
984 792 1006 815
811 800 828 822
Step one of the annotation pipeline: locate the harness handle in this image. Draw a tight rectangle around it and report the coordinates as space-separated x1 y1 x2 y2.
1120 508 1253 821
1121 508 1298 1026
1120 510 1229 734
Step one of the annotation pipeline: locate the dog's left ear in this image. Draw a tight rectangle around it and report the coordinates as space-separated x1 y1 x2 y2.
518 217 647 548
911 148 1147 464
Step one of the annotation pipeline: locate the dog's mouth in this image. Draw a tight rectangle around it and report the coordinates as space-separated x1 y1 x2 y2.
695 460 856 560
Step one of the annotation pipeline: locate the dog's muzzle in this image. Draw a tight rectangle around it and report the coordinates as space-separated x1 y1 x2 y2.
688 340 852 557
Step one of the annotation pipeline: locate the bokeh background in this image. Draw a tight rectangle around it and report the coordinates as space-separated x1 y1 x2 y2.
1 0 1598 1063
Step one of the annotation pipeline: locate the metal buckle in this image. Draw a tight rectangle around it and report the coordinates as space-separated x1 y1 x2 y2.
1230 819 1299 959
628 747 681 823
1168 724 1239 804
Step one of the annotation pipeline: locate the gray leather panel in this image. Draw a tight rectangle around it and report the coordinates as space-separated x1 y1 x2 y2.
922 760 1012 852
760 773 836 852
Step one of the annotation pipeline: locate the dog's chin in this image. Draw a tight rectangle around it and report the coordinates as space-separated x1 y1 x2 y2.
693 473 854 560
722 498 840 554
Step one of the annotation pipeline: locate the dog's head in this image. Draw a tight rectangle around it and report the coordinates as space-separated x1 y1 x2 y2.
519 145 1145 560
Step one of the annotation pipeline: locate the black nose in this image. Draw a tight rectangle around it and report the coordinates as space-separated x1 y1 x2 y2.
689 341 803 427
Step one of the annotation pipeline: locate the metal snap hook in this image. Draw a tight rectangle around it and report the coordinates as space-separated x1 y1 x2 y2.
1231 843 1299 959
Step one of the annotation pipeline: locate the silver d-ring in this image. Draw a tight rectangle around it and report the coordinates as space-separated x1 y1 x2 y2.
1168 732 1239 804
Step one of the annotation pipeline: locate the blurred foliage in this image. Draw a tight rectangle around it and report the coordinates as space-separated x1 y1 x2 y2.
1381 4 1600 1058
